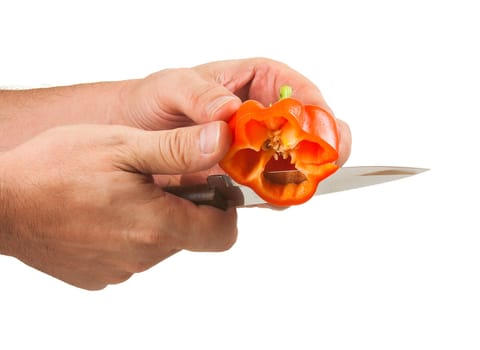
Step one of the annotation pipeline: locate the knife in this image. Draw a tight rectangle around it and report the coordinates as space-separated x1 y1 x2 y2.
163 166 428 210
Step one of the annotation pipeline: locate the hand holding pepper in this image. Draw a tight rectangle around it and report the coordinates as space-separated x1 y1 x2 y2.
118 57 351 170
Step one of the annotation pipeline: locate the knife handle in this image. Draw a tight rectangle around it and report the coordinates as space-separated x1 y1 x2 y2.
163 175 244 211
163 183 229 210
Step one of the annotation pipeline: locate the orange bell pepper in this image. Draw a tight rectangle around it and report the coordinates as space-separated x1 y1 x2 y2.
219 86 340 206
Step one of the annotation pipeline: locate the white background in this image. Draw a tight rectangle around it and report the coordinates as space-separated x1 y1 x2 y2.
1 0 479 349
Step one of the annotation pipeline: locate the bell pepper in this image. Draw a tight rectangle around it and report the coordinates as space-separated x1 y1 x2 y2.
219 85 339 206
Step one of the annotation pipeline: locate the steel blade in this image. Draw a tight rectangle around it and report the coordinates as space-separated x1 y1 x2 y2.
236 166 428 206
314 166 428 196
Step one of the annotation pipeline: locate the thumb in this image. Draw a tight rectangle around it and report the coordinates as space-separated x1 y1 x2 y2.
125 121 232 175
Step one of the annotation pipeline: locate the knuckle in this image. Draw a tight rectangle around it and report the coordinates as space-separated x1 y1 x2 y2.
253 56 274 65
81 282 108 291
128 260 152 273
158 128 191 172
202 210 238 252
190 81 219 105
108 272 133 285
154 67 193 88
187 82 228 117
149 67 182 81
102 128 129 148
217 226 238 251
132 228 164 247
252 56 282 70
198 219 238 252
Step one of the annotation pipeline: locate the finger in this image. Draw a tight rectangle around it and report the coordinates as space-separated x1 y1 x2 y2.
132 193 238 253
196 58 352 165
171 205 238 253
122 121 232 175
120 248 180 274
336 119 352 166
148 68 242 123
195 57 331 109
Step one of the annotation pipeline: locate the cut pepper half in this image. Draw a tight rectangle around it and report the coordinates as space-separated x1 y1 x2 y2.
219 86 340 206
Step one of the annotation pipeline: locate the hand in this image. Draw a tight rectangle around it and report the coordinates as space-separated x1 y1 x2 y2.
0 122 236 290
0 58 351 163
119 57 351 166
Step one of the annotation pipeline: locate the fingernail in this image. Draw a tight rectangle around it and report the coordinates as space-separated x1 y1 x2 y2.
200 122 220 154
207 96 237 119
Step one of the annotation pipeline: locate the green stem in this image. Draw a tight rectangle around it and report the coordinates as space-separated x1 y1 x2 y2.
279 85 292 100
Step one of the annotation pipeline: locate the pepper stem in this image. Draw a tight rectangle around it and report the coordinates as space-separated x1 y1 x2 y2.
279 85 292 100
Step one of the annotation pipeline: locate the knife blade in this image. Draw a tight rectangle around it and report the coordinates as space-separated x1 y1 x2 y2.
163 166 428 210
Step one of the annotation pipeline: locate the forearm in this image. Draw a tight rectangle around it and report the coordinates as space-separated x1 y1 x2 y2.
0 81 130 150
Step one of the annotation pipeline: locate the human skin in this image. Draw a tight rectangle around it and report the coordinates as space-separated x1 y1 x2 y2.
0 58 351 290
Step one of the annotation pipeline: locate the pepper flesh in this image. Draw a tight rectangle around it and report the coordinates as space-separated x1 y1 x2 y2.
219 88 340 206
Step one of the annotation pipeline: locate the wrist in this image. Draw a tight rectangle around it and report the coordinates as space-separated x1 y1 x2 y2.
112 78 145 128
0 80 131 149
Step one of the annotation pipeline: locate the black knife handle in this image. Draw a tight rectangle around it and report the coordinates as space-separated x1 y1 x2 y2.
163 175 244 211
163 183 229 210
